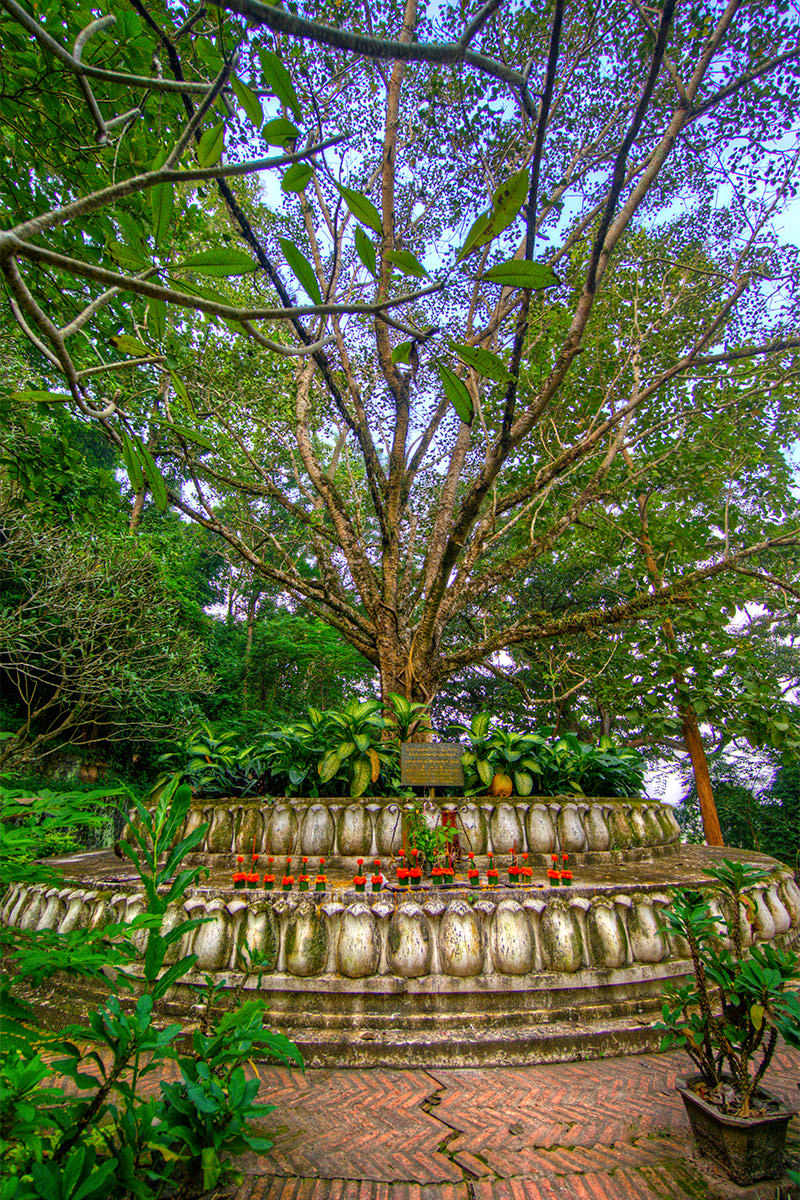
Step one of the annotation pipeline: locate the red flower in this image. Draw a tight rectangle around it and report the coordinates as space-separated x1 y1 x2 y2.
357 857 364 867
468 851 474 860
411 848 418 858
252 853 259 863
410 866 422 879
551 853 559 863
374 858 380 868
237 855 244 864
282 875 294 885
397 867 410 880
320 857 325 866
371 875 382 885
547 868 559 879
561 870 573 880
353 875 367 885
268 856 274 864
398 849 405 858
562 853 569 863
302 856 309 865
233 872 245 882
263 873 275 883
522 853 529 862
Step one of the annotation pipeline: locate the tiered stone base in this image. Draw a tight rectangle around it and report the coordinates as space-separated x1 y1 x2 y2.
4 797 799 1067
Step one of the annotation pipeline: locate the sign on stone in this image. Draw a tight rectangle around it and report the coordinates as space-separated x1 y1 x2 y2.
400 742 465 787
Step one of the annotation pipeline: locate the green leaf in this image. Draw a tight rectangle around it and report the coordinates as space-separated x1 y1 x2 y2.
262 117 302 146
392 341 412 365
107 239 150 271
350 757 372 798
197 121 225 168
472 712 490 739
179 249 257 276
278 237 322 304
135 439 168 511
11 390 70 404
354 226 377 276
335 183 383 235
148 298 166 342
120 428 144 491
111 333 150 356
459 167 529 258
318 750 342 783
231 74 263 129
437 363 473 424
150 153 174 249
170 371 191 408
156 420 215 450
452 342 512 383
482 260 560 290
259 48 302 120
476 759 493 787
385 249 428 279
281 162 313 192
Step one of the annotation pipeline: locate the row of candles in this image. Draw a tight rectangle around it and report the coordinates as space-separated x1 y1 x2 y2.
231 850 574 890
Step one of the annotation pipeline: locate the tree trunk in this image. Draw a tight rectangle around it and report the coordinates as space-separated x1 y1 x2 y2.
635 493 724 845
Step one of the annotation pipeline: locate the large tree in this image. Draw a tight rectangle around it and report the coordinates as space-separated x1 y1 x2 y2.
2 0 798 728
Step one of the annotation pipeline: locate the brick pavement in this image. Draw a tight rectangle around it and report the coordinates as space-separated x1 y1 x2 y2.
228 1048 800 1200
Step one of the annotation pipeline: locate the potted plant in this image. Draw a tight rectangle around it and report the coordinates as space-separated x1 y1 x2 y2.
298 857 310 891
656 859 800 1185
467 851 480 888
263 856 276 890
519 852 533 885
486 851 499 887
371 859 382 892
315 857 327 892
281 858 294 891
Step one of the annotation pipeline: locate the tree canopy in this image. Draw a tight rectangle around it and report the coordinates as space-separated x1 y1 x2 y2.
2 0 798 729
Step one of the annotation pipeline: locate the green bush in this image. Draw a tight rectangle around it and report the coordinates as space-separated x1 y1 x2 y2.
165 706 646 799
0 777 302 1199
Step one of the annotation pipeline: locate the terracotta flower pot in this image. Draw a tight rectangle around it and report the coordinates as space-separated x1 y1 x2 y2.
677 1075 797 1185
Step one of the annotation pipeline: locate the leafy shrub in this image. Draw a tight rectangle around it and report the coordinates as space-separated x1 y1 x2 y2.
0 776 303 1199
165 705 645 799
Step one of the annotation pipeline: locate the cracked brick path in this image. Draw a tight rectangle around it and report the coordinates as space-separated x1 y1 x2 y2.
231 1048 800 1200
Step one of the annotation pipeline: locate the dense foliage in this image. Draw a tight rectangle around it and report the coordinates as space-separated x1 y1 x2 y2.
656 859 800 1118
164 702 647 798
0 778 303 1199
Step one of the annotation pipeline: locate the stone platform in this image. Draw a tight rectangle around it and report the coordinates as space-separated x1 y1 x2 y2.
4 796 800 1067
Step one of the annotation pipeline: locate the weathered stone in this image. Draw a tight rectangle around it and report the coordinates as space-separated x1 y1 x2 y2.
779 875 800 925
285 900 328 976
239 904 279 971
338 903 381 978
641 807 664 845
526 804 556 853
236 807 263 857
587 901 628 968
627 898 666 963
491 899 534 975
302 804 335 855
584 805 611 851
764 884 791 935
539 902 583 972
267 804 298 855
337 804 372 857
490 803 523 854
439 900 484 977
191 899 230 970
751 889 776 940
457 804 487 854
387 903 432 978
376 804 404 855
557 804 587 853
207 807 234 854
628 807 647 847
608 806 634 849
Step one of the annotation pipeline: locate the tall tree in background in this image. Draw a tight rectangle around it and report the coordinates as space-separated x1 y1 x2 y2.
3 0 799 837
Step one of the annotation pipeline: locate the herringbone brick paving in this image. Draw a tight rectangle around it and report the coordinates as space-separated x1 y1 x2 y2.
228 1047 799 1200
